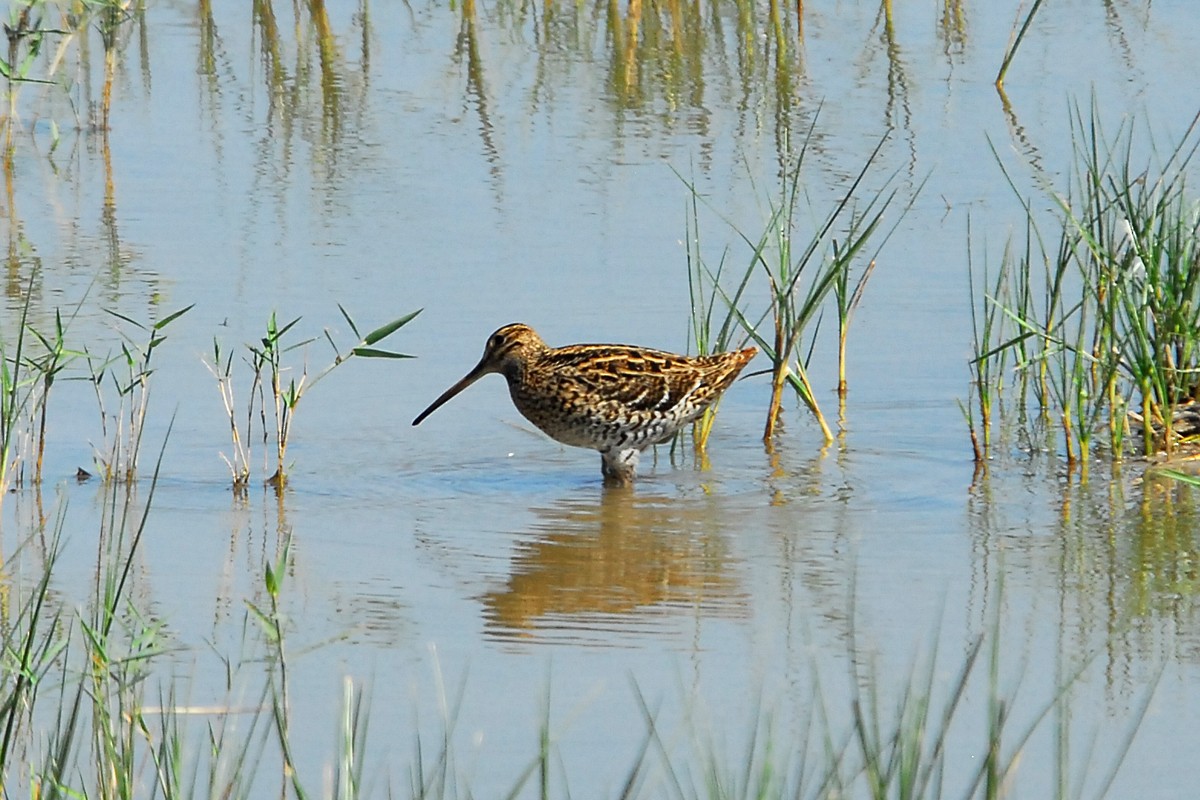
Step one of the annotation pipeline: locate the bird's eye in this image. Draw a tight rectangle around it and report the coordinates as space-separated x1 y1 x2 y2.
489 334 503 350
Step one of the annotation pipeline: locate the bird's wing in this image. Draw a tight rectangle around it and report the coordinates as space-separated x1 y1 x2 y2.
546 347 703 415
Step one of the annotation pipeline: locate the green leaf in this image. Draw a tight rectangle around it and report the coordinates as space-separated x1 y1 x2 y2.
362 308 422 346
153 303 194 330
1157 468 1200 487
104 308 148 331
350 347 415 359
27 326 54 352
337 303 361 339
276 316 303 340
264 314 303 347
244 600 277 638
281 335 317 355
80 620 108 662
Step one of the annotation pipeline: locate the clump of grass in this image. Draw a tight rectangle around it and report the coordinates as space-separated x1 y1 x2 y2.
0 423 386 797
678 169 754 452
633 597 1155 800
78 425 173 798
26 306 86 484
0 511 68 781
686 120 909 448
246 532 307 795
962 219 1012 465
0 276 88 496
1 419 171 796
207 306 421 490
971 101 1200 467
833 246 877 405
206 335 254 491
85 304 192 483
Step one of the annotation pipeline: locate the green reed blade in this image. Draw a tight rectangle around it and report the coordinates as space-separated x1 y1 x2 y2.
350 347 415 359
151 303 194 330
362 308 423 346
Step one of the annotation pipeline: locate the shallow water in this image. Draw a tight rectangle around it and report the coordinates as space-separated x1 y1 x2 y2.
4 0 1200 796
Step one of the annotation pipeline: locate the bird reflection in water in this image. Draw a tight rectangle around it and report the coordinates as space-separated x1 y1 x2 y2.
481 490 747 643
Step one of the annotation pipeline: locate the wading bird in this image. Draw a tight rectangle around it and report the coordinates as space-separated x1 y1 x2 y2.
412 324 755 485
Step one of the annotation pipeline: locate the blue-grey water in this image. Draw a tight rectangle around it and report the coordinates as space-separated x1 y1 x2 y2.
3 1 1200 796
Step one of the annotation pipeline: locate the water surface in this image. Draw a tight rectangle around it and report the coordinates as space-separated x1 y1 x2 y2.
4 1 1200 796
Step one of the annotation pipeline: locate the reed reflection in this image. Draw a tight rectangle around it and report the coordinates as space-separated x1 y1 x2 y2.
969 463 1200 690
938 0 967 60
480 0 812 151
870 1 912 163
457 0 502 174
2 192 37 304
602 0 804 115
482 490 745 642
248 0 371 191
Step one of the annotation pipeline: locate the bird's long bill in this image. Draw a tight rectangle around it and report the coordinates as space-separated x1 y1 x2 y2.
411 360 491 426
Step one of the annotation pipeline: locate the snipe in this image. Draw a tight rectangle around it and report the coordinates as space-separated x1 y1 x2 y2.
412 323 756 485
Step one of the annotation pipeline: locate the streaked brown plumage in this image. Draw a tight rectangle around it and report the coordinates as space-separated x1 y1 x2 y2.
412 323 756 485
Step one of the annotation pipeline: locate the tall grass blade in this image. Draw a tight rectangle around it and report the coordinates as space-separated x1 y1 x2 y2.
996 0 1046 87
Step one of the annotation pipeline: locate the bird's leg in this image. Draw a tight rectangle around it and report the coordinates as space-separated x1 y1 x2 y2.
601 448 639 487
